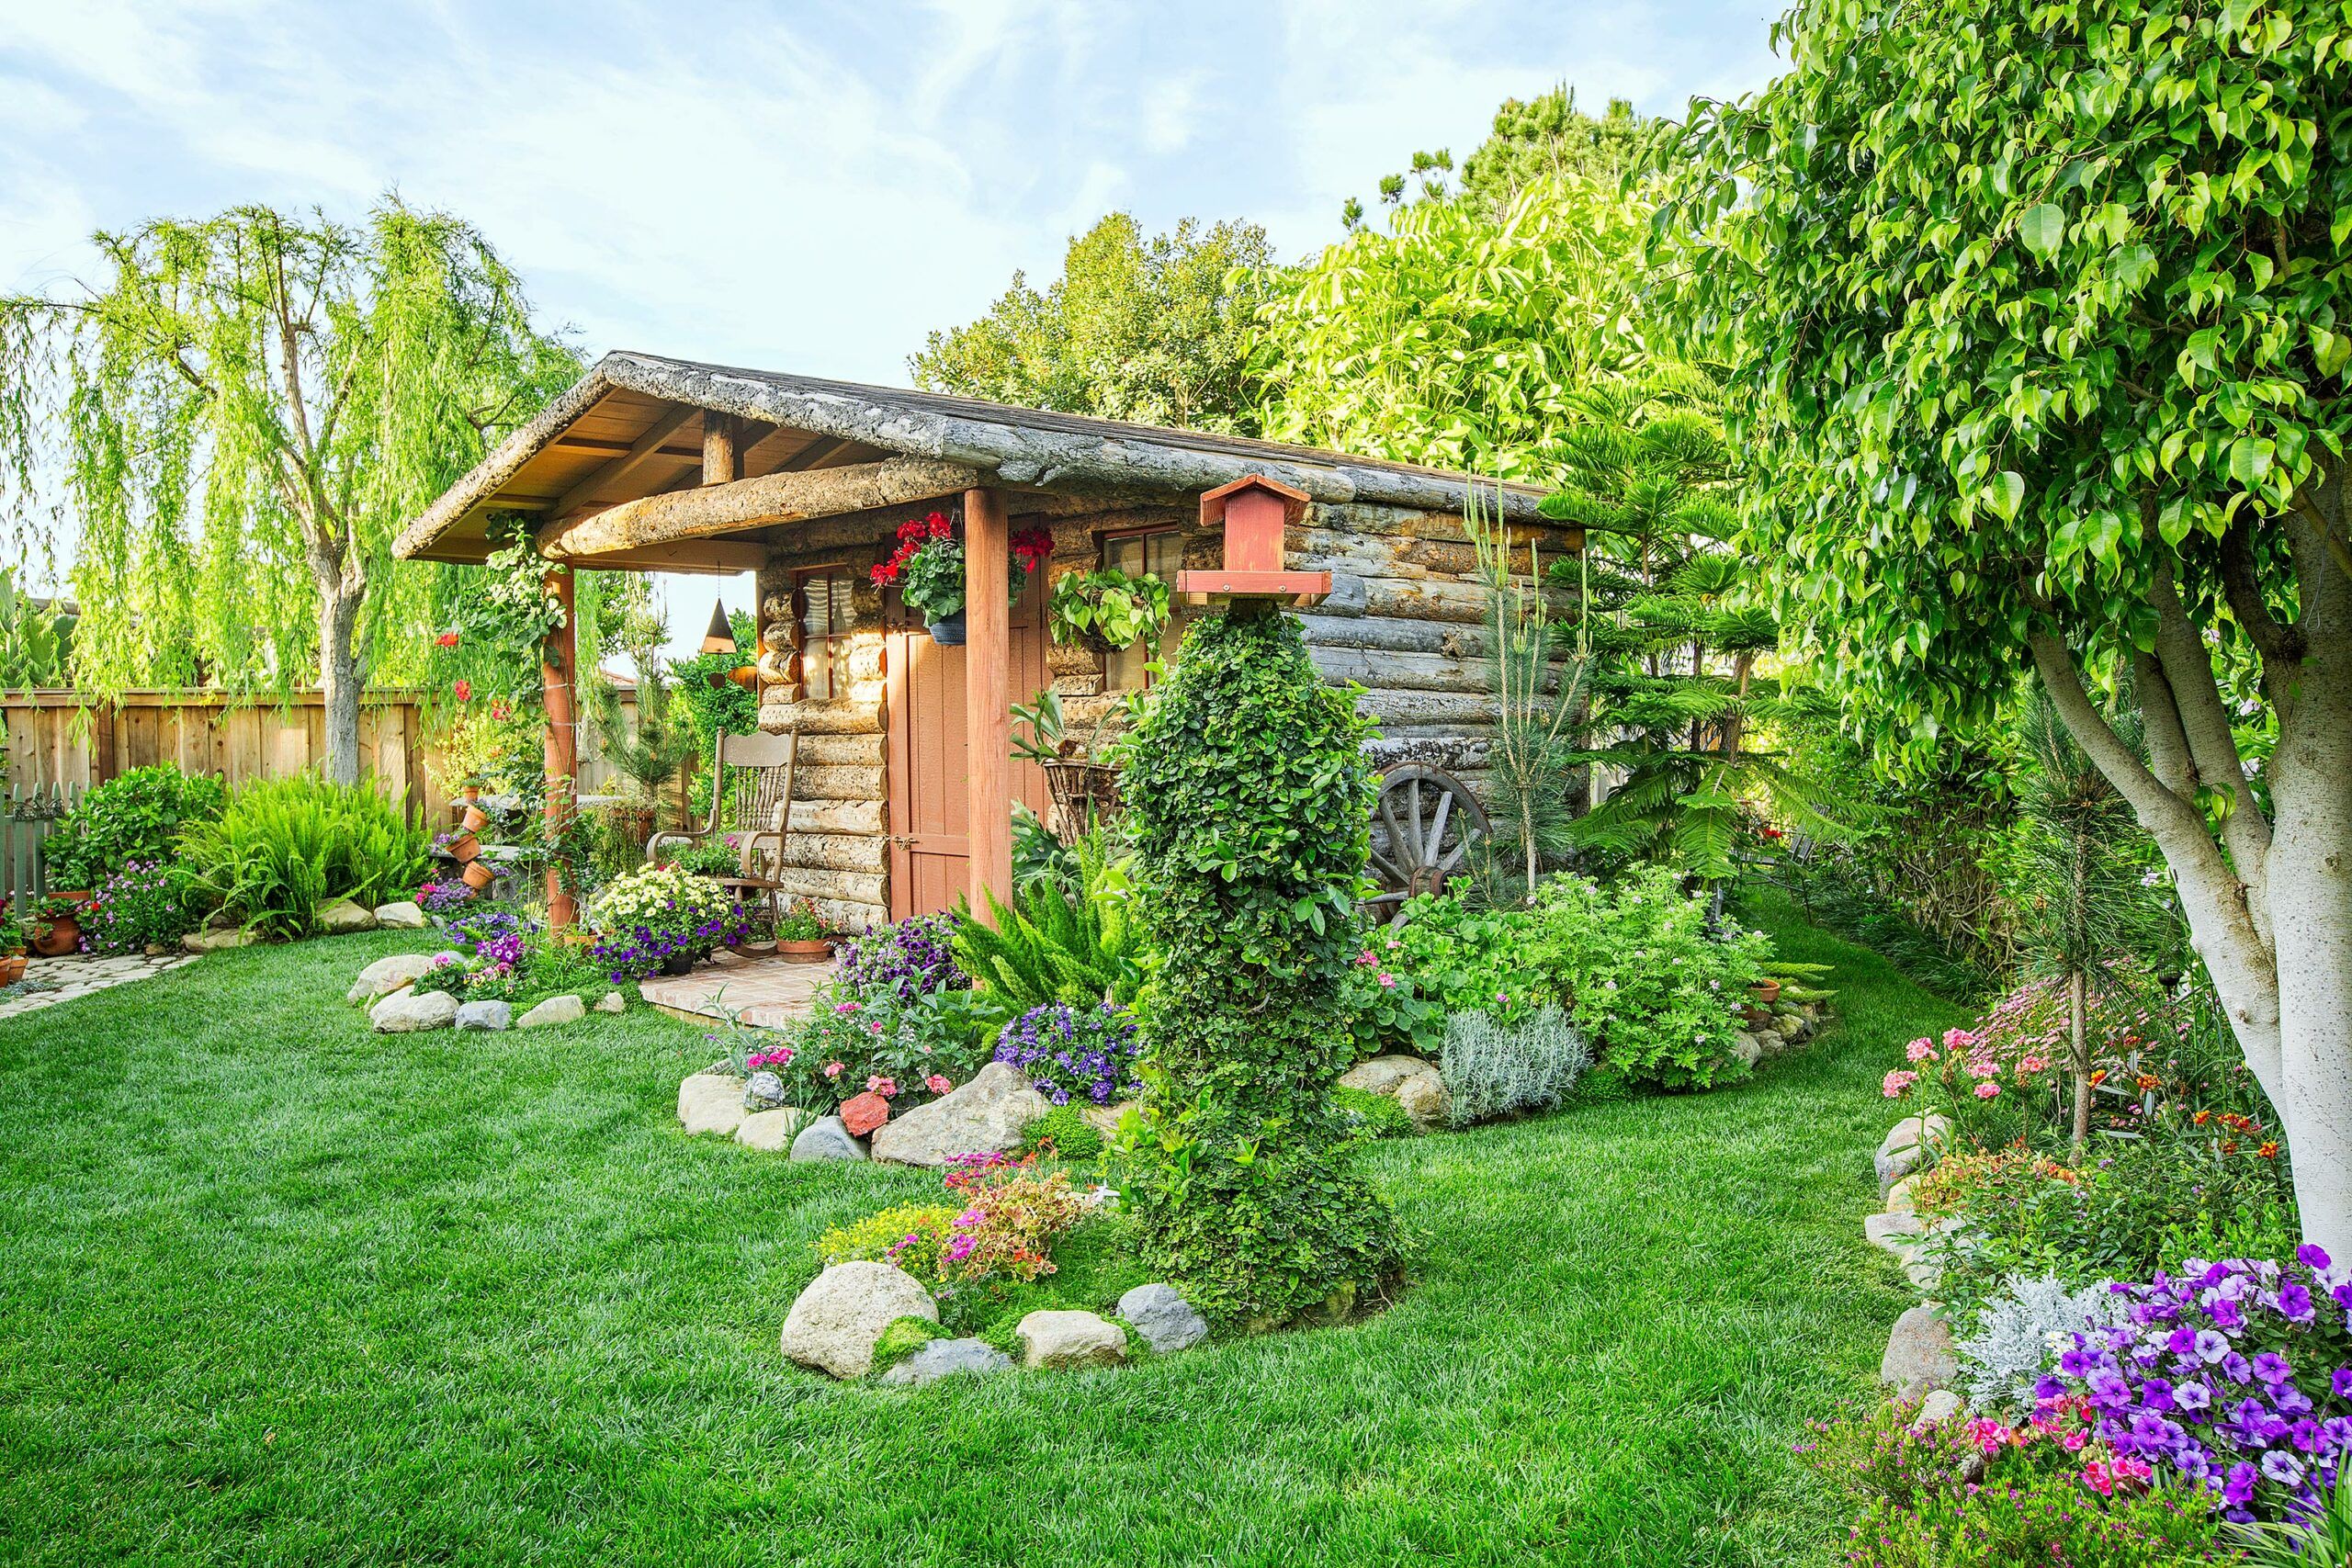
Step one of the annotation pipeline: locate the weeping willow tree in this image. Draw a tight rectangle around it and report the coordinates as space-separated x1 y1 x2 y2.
1541 368 1865 884
0 200 579 783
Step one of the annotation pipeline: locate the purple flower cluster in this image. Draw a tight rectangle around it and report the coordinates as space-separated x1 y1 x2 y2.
838 912 967 1005
447 908 536 958
993 1001 1141 1106
591 915 748 982
417 879 476 916
2037 1246 2352 1524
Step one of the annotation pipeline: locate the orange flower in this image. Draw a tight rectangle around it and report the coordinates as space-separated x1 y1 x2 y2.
2257 1141 2279 1158
2088 1069 2109 1087
2193 1110 2212 1125
2135 1073 2161 1091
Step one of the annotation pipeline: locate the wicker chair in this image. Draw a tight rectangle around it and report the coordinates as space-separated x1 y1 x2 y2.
647 729 799 916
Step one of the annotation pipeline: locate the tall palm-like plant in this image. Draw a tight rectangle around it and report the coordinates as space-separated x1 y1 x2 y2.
2015 685 2166 1153
1469 487 1591 893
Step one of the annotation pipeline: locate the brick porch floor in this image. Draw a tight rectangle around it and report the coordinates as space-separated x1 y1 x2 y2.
636 947 836 1027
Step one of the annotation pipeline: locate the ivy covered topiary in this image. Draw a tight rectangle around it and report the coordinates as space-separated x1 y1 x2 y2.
1116 608 1404 1325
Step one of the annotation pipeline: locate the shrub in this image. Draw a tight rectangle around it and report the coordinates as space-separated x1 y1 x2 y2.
1440 1004 1591 1127
178 774 429 940
654 835 742 879
585 863 744 979
1329 1086 1418 1141
1954 1274 2114 1413
1117 607 1403 1325
1021 1104 1106 1161
1337 897 1553 1057
41 764 225 889
993 1001 1143 1108
77 859 202 953
1524 865 1771 1089
2035 1249 2352 1526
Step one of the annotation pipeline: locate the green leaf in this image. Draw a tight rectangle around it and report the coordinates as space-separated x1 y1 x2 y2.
1986 470 2026 522
2019 203 2065 261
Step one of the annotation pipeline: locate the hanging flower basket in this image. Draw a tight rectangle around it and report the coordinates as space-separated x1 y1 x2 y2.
869 510 1055 643
927 609 967 646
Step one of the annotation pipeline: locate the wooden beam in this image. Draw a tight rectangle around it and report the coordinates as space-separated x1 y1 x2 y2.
560 540 771 575
541 568 579 929
702 413 743 484
964 486 1012 915
537 456 982 562
549 405 696 516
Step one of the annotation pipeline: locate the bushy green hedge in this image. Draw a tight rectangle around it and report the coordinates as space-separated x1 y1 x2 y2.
1118 608 1404 1326
43 765 225 889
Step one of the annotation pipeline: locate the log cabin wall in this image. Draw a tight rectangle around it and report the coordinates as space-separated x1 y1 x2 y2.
751 493 1577 931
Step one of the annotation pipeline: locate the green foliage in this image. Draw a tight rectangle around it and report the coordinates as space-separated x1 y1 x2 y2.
1329 1086 1419 1142
0 200 578 781
0 569 72 689
911 213 1273 434
1440 1005 1592 1127
1047 567 1170 653
867 1316 947 1376
1021 1104 1106 1162
1338 899 1552 1058
1117 608 1404 1325
2013 689 2173 984
41 763 225 889
1470 491 1592 891
815 1206 965 1276
179 774 429 939
1342 89 1652 229
953 835 1147 1012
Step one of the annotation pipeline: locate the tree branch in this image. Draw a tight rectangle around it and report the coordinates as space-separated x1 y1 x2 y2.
2217 516 2303 677
2131 649 2194 795
2146 555 2273 946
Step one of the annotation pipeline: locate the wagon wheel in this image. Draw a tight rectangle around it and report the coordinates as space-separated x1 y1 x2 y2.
1364 764 1489 926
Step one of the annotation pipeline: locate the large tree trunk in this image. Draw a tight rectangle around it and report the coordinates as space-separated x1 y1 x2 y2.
319 578 366 787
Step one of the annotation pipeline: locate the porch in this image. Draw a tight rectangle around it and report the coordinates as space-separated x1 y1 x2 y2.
637 947 838 1028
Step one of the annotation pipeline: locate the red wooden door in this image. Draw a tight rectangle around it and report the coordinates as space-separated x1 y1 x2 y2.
886 580 1051 920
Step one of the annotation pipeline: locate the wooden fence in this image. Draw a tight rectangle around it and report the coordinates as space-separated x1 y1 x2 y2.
2 781 84 919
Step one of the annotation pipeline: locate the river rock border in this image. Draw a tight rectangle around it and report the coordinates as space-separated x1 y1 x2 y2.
1868 1112 1966 1407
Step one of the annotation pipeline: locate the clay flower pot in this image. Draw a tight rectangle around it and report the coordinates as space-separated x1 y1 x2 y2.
1751 978 1782 1005
460 784 482 803
0 952 27 986
444 830 481 863
776 938 832 964
31 915 80 958
460 803 491 834
460 858 497 892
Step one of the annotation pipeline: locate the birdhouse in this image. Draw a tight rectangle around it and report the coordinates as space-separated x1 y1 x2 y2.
1177 474 1329 607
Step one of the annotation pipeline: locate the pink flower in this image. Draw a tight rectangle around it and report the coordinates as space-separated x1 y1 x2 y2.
1355 950 1377 966
1881 1069 1917 1098
822 1061 843 1079
868 1076 898 1098
773 1045 793 1065
1905 1038 1936 1063
1973 1080 2001 1100
1496 992 1509 1006
747 1053 767 1069
925 1074 952 1095
832 1000 859 1015
955 1208 985 1226
1377 973 1397 989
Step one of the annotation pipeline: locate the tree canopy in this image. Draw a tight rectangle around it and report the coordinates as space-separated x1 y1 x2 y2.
910 212 1272 434
0 199 578 780
1659 0 2352 1250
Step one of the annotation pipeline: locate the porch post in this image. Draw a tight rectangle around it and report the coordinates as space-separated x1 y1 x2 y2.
962 486 1012 916
541 565 579 928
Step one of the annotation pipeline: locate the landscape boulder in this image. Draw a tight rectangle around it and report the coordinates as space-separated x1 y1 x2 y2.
518 994 586 1029
678 1073 748 1137
1880 1305 1959 1399
370 988 458 1033
778 1262 939 1380
372 901 428 930
737 1106 811 1152
870 1062 1050 1166
745 1070 788 1111
454 999 513 1032
790 1115 869 1162
1336 1054 1451 1132
1862 1211 1924 1256
184 928 255 954
876 1337 1015 1387
1916 1388 1964 1427
347 953 438 1003
1875 1113 1953 1194
1117 1283 1208 1353
1015 1309 1127 1371
316 898 377 934
594 991 626 1013
839 1090 891 1139
1080 1100 1138 1139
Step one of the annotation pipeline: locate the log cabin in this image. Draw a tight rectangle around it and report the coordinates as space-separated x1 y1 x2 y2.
395 351 1578 931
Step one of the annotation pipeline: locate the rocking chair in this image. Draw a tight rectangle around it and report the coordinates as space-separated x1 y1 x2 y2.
647 729 799 925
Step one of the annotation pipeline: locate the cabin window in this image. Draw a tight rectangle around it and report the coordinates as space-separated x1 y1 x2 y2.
794 567 855 701
1101 528 1185 691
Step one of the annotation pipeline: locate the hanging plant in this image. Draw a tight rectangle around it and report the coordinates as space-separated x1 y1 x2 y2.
1048 567 1171 653
869 511 1054 640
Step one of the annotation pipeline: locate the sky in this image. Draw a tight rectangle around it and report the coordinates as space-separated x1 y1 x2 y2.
0 0 1784 662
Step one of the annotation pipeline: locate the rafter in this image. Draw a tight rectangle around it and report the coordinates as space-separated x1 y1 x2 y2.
536 455 980 562
549 405 696 517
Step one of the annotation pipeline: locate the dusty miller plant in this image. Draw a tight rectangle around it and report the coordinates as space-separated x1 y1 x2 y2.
1954 1273 2111 1413
1442 1005 1591 1128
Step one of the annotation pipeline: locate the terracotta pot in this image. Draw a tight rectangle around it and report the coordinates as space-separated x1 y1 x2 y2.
460 858 497 891
1742 1004 1771 1030
0 953 26 986
53 889 92 904
445 830 481 863
732 937 777 956
31 916 80 957
460 803 491 834
776 938 832 964
460 784 482 803
1751 978 1782 1005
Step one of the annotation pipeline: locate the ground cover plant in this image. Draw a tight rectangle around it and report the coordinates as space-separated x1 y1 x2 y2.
0 882 1958 1566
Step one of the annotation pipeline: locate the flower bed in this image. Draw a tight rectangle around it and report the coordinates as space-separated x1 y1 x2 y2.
587 863 744 979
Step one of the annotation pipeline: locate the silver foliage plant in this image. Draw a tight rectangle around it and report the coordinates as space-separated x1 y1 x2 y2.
1955 1273 2112 1412
1442 1006 1591 1128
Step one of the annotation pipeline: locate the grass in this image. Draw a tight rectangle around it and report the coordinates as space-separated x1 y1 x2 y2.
0 888 1966 1566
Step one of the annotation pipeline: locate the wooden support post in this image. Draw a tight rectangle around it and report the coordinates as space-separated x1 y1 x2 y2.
702 414 742 485
542 567 579 928
963 486 1012 917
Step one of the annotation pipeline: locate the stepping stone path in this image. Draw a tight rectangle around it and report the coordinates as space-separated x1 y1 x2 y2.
371 988 458 1032
778 1262 938 1379
877 1337 1013 1386
870 1062 1049 1166
0 951 196 1021
518 994 585 1028
1016 1310 1127 1371
1117 1284 1208 1353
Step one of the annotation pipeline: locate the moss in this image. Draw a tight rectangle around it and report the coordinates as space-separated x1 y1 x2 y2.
1018 1104 1104 1161
867 1315 946 1375
1330 1086 1419 1140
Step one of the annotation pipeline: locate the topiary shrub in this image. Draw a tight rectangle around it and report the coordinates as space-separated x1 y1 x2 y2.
1440 1005 1591 1127
1116 607 1404 1326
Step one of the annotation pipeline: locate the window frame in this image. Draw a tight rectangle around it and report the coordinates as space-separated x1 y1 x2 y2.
1095 524 1188 692
789 563 855 702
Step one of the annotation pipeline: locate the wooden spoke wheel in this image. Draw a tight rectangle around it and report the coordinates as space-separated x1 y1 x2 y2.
1364 764 1488 925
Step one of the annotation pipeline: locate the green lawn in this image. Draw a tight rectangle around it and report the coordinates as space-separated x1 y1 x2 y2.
0 892 1963 1567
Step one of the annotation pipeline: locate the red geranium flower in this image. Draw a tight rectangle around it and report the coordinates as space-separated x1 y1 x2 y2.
435 631 459 649
453 679 472 702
